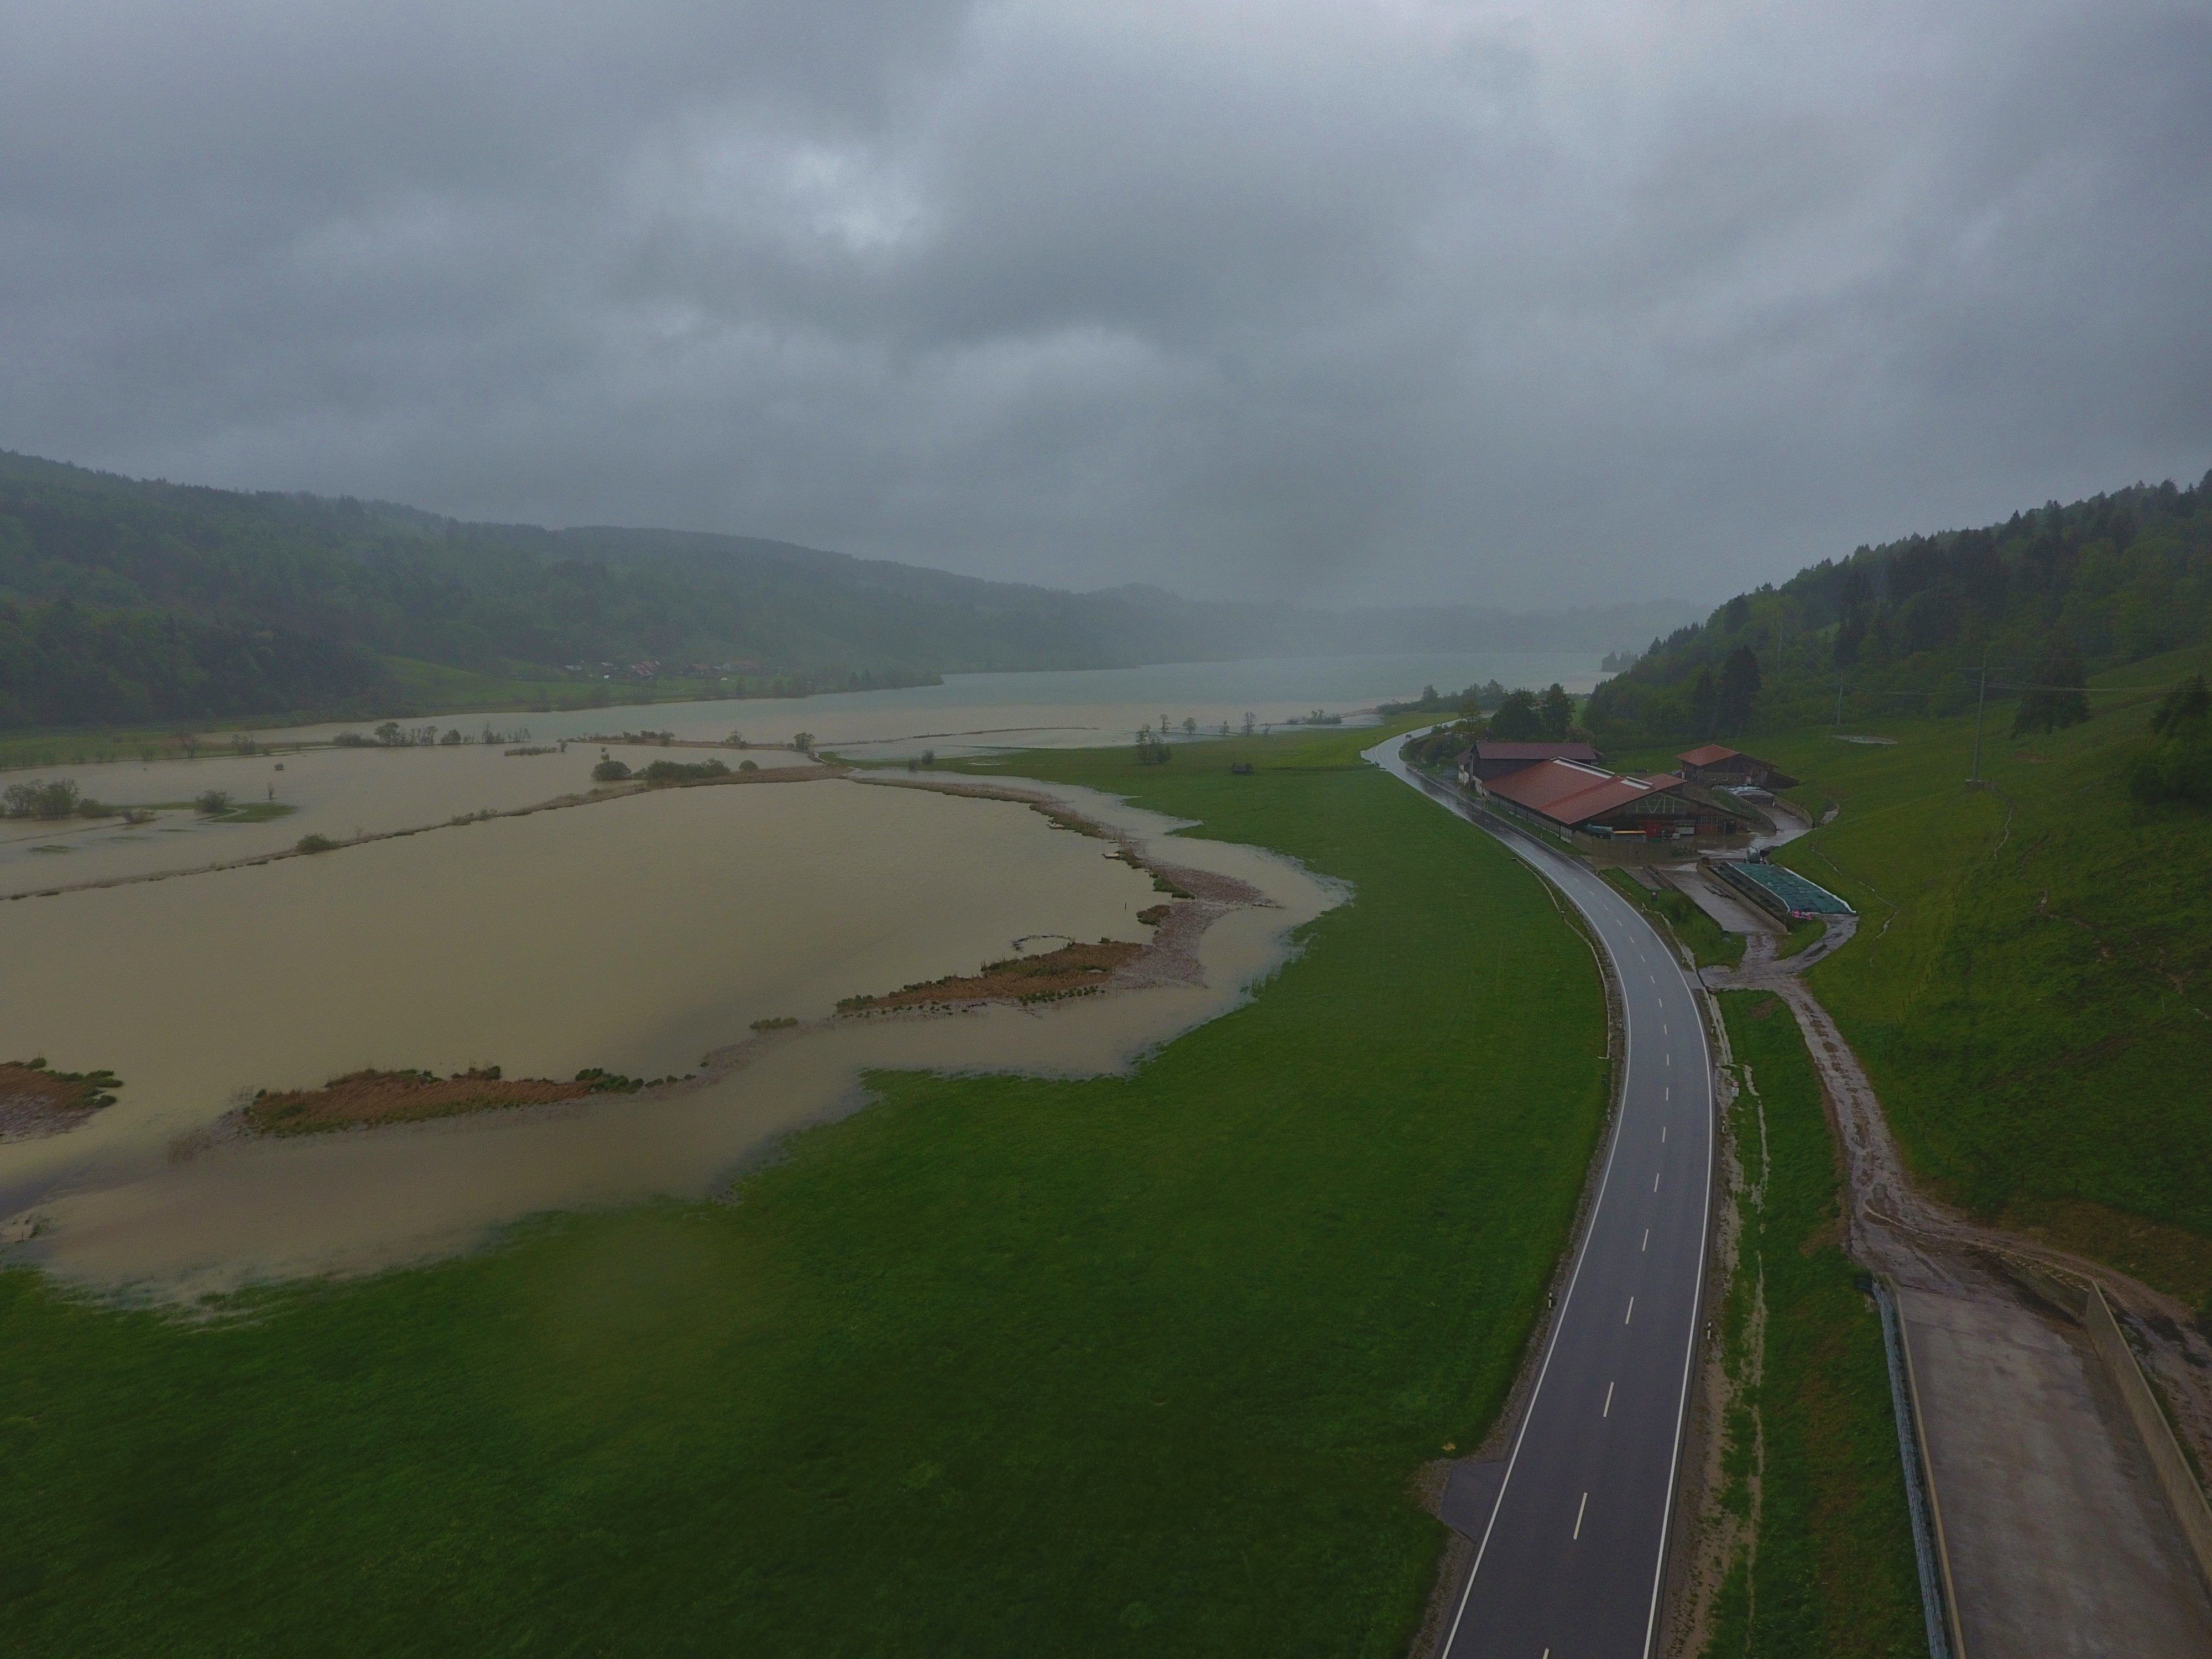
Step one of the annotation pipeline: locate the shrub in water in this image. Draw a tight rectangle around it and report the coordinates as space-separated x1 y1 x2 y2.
3 779 82 819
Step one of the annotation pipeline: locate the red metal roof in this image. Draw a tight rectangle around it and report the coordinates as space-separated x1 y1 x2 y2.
1473 741 1599 762
1676 744 1741 767
1483 759 1683 826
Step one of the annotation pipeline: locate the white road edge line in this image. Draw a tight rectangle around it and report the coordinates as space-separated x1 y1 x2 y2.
1436 860 1642 1659
1640 917 1718 1659
1369 734 1710 1659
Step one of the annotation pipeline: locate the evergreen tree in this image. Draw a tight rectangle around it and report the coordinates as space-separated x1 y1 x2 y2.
2150 670 2209 737
1489 690 1542 740
2012 640 2090 735
1716 646 1761 733
1688 667 1718 738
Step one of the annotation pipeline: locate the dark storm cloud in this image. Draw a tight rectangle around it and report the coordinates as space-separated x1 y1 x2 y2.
3 0 2208 606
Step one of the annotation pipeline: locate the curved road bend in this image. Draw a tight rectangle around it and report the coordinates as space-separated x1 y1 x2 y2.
1365 735 1717 1659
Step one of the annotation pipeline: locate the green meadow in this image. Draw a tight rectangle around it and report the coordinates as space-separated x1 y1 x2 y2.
2 724 1611 1656
1705 992 1924 1658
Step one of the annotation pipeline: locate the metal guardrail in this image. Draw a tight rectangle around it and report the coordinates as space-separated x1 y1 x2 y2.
1874 1276 1963 1659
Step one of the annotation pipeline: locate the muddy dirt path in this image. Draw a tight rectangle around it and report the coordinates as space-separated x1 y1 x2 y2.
1720 954 2212 1655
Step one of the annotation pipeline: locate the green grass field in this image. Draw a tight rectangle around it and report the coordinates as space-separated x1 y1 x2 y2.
1 724 1613 1656
1705 991 1924 1658
1635 655 2212 1307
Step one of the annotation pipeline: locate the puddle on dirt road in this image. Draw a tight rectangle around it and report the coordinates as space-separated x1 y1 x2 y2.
1 775 1338 1300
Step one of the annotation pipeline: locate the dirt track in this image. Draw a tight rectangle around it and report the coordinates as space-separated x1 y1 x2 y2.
1707 938 2212 1654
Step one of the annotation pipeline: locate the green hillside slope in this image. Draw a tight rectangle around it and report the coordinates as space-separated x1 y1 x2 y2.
1571 463 2212 1311
1585 470 2212 747
1637 657 2212 1310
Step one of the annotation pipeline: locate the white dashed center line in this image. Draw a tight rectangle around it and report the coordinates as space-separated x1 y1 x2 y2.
1641 1228 1650 1251
1625 1296 1635 1324
1603 1380 1615 1417
1573 1491 1589 1540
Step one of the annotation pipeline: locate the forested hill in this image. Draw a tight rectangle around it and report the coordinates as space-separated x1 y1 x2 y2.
1584 469 2212 746
0 450 1695 732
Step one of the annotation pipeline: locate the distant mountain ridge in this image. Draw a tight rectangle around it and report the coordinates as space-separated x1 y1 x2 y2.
0 449 1698 731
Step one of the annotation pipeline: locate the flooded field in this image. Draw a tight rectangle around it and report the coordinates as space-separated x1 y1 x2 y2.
1 773 1338 1297
0 653 1593 895
247 651 1603 760
0 739 812 898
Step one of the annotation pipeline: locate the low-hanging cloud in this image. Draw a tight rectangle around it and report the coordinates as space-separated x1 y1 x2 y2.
2 0 2208 608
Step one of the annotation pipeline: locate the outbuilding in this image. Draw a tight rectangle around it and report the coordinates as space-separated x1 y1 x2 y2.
1455 740 1600 787
1674 744 1798 791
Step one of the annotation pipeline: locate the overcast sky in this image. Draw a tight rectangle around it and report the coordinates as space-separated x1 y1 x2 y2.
3 1 2208 608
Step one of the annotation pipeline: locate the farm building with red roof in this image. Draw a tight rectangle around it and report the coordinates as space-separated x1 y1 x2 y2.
1453 740 1600 786
1674 745 1798 790
1473 758 1742 841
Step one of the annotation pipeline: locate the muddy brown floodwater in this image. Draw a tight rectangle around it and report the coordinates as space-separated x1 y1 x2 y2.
0 740 816 898
0 772 1339 1300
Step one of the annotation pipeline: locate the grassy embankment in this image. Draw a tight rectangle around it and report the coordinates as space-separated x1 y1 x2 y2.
1773 917 1827 959
1704 991 1924 1657
1616 652 2212 1310
1598 867 1745 969
0 723 1612 1656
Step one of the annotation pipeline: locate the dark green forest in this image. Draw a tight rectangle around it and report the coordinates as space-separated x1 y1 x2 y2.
0 451 1190 729
0 599 385 729
1585 470 2212 747
0 450 1695 734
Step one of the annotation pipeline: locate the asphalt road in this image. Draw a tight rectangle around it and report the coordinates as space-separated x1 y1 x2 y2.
1366 736 1716 1659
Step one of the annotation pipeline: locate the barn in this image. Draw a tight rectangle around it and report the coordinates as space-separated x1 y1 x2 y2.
1454 740 1600 786
1675 744 1799 791
1475 758 1739 841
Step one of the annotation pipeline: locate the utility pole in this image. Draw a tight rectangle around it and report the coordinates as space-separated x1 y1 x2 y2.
1969 645 1991 785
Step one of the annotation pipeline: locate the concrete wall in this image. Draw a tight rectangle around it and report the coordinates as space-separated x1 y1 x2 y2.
2086 1285 2212 1597
1705 857 1796 924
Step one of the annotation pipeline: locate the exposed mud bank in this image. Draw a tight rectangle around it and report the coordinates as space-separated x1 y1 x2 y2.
0 1062 123 1142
